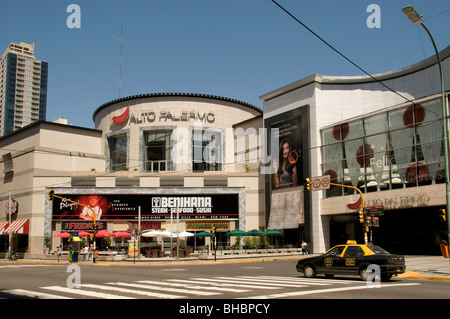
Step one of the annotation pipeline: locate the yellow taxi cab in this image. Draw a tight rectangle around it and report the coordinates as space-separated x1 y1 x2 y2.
296 241 406 281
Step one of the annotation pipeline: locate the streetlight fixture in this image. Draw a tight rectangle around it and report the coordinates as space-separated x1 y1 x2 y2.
402 5 450 253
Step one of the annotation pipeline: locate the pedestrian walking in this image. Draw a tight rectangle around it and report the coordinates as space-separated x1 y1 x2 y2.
57 246 62 262
301 241 308 255
83 245 89 262
88 244 94 261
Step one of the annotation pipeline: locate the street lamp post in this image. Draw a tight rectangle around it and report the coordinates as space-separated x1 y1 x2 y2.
402 5 450 252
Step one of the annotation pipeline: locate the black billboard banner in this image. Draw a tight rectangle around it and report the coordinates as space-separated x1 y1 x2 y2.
52 193 239 221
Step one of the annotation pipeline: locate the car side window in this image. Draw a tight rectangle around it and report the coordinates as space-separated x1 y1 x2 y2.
325 246 345 257
344 246 364 257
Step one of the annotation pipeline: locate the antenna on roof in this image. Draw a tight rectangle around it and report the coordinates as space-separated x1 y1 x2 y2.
117 23 126 98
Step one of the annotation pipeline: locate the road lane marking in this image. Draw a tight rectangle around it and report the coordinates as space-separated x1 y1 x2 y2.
0 264 51 269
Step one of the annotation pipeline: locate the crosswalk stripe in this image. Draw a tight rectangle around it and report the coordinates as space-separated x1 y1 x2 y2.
237 276 336 286
137 280 249 293
214 276 307 288
245 275 360 285
168 278 274 290
3 289 73 299
42 285 135 299
239 276 359 286
107 282 221 296
189 277 295 289
83 284 184 299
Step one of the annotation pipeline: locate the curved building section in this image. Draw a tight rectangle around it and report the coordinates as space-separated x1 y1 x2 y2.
93 93 262 173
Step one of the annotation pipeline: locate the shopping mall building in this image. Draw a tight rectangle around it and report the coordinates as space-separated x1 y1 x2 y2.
262 45 450 255
0 46 449 258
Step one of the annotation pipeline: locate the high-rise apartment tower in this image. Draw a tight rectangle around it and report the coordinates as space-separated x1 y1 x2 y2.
0 42 48 136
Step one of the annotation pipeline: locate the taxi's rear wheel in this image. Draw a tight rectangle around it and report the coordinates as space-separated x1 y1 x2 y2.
303 265 316 278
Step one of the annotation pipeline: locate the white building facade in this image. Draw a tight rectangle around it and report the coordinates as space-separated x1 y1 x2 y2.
261 46 450 255
0 93 263 258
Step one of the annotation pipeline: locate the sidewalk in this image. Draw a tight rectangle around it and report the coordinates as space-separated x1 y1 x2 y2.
398 255 450 281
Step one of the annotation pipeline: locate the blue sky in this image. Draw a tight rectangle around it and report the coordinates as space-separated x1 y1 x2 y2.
1 1 449 128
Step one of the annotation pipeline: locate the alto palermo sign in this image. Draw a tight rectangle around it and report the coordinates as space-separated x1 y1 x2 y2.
110 106 216 125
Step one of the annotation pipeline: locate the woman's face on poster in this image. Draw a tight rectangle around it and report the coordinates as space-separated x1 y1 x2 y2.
89 196 98 207
282 142 290 159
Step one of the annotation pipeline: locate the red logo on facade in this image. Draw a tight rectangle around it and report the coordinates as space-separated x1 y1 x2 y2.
110 107 130 125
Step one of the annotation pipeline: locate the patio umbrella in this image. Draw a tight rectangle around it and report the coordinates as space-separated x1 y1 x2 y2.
53 232 70 238
225 229 247 237
178 231 195 237
194 231 215 237
113 231 131 237
245 229 265 236
244 229 265 252
95 230 114 238
264 229 282 236
141 230 173 237
77 231 91 237
265 229 282 249
225 229 246 251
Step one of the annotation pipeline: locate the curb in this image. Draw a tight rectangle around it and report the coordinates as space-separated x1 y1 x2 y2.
398 271 450 282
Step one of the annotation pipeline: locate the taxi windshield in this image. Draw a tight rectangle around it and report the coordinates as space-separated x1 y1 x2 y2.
367 245 390 254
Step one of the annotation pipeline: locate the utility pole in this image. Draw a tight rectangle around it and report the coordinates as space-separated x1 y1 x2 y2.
117 22 126 98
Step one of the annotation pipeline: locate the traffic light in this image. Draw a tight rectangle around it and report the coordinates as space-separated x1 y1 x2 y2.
305 178 311 191
359 210 365 224
48 190 54 201
439 209 447 222
211 226 216 234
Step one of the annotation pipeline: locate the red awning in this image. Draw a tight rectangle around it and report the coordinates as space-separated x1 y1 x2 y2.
4 219 29 234
0 221 8 235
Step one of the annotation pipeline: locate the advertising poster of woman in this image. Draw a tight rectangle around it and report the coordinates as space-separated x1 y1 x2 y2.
271 116 303 189
268 116 304 230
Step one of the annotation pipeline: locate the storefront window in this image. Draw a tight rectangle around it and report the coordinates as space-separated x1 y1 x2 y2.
109 135 127 171
321 97 444 198
144 131 173 172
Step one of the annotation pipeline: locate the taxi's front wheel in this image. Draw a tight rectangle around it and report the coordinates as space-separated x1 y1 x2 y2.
303 265 316 278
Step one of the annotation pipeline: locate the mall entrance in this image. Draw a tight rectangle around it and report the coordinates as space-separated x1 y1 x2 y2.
371 207 447 255
330 207 447 255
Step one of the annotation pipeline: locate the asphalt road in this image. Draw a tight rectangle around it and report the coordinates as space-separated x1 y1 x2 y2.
1 259 449 303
